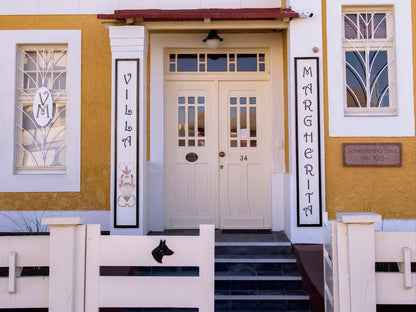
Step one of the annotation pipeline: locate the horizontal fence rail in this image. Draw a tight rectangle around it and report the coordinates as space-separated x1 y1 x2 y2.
0 218 215 312
85 224 215 311
324 213 416 312
0 235 50 308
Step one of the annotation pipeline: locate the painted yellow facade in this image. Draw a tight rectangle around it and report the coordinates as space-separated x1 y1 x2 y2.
322 0 416 219
0 15 112 211
0 5 415 222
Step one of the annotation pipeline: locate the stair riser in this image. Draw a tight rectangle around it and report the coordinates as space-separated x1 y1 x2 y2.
216 245 292 257
215 280 304 295
215 299 310 312
215 262 298 275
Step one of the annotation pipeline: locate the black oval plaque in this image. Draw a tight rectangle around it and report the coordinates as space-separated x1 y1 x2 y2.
186 152 198 162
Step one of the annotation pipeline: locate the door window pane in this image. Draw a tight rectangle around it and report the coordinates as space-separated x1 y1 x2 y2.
177 54 197 72
177 94 205 147
188 106 195 137
240 107 247 137
250 107 256 137
237 54 257 71
198 107 205 137
207 54 227 72
230 107 237 138
178 107 185 137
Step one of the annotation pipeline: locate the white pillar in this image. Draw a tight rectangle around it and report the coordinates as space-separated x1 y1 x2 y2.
42 217 86 312
335 212 382 312
109 26 148 235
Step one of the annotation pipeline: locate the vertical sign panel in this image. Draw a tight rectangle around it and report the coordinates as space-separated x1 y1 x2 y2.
295 57 322 226
115 59 139 228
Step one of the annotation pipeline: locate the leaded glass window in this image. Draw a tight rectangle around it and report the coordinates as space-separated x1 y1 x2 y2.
15 45 68 172
168 51 267 73
343 9 396 115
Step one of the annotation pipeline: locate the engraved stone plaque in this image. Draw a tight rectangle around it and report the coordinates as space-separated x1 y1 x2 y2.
343 143 402 167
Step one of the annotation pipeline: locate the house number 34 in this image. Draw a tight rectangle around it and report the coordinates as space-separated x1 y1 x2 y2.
240 155 248 161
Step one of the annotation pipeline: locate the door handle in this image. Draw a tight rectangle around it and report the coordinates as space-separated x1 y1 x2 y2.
219 151 225 157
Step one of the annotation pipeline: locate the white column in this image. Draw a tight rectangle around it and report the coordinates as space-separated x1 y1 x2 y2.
335 212 382 312
109 26 148 235
42 217 86 312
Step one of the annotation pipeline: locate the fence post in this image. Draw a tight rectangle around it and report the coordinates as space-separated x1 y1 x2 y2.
42 217 86 312
335 213 381 312
199 224 215 312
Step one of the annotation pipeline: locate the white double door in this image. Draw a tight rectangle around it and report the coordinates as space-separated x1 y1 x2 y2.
165 79 271 229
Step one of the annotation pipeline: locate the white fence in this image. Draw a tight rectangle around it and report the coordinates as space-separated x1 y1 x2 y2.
324 213 416 312
0 217 215 311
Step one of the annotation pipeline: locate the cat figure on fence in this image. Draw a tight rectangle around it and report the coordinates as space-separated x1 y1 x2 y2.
151 240 174 263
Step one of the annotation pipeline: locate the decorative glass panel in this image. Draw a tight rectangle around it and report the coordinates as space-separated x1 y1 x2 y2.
15 45 68 171
374 14 387 38
344 14 358 39
343 10 395 112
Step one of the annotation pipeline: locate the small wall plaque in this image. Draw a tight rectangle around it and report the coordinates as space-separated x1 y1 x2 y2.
343 143 402 167
186 152 198 162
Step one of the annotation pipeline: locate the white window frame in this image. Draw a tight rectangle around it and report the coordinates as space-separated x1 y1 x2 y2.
342 8 396 116
327 0 415 137
0 30 81 192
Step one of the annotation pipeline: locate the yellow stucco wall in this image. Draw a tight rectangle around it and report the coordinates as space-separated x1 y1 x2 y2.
0 15 112 211
322 1 416 220
0 10 415 220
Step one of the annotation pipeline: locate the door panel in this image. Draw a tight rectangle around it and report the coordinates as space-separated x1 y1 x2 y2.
165 80 270 229
218 81 271 229
165 81 217 228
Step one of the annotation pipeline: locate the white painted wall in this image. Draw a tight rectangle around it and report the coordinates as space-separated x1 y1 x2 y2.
286 0 325 243
109 26 148 235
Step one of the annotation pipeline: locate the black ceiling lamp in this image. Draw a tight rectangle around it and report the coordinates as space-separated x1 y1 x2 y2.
203 30 223 49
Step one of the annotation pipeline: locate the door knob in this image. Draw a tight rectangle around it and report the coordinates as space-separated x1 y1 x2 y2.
219 151 225 157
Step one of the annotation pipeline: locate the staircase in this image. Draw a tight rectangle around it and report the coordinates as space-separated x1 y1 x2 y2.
214 231 311 312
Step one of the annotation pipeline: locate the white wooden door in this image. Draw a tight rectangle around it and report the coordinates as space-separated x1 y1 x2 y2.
218 81 271 229
165 80 218 228
165 80 271 229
